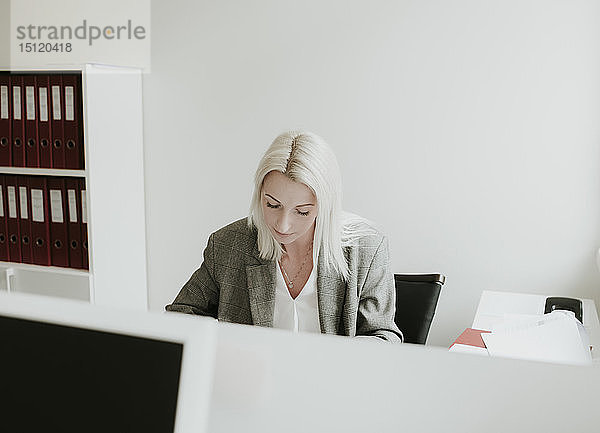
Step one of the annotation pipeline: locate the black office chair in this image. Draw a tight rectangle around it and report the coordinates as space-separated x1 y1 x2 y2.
394 273 445 344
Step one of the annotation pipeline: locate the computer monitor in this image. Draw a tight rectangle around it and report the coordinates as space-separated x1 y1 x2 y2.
0 291 216 433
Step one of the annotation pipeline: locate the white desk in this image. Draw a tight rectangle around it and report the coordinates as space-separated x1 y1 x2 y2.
473 290 600 362
208 322 600 433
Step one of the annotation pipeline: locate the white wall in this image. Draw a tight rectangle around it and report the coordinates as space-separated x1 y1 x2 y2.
143 0 600 347
0 0 8 64
0 0 598 347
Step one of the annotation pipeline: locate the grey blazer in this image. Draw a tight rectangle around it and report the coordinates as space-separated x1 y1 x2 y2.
166 218 402 343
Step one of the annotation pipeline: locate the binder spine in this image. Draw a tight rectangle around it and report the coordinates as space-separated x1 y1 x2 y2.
49 75 65 169
48 176 69 267
24 75 40 168
37 75 52 168
0 175 9 261
5 175 22 262
65 177 83 269
0 74 11 167
80 178 88 270
11 75 25 167
30 175 51 266
17 176 33 264
63 73 84 170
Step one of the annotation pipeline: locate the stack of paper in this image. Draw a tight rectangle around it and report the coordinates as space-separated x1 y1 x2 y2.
481 311 592 366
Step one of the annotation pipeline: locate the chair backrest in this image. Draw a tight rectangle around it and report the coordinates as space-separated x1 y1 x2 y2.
394 273 445 344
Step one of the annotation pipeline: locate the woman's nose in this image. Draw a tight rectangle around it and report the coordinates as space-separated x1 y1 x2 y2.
277 213 291 232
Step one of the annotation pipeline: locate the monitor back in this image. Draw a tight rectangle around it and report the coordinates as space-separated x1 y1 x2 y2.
0 292 216 433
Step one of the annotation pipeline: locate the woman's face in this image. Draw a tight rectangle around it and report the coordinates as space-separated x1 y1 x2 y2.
261 171 318 247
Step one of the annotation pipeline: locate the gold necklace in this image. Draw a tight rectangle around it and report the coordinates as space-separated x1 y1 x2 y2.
279 245 312 289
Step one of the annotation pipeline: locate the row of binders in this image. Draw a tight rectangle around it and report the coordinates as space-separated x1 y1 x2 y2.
0 72 84 169
0 174 88 270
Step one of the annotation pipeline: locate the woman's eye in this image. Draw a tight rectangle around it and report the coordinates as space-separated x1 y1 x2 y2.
266 202 279 209
297 210 310 216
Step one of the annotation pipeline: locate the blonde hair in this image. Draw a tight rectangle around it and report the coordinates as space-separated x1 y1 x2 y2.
248 131 374 281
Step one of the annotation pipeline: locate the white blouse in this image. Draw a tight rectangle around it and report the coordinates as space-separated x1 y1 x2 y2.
273 261 320 333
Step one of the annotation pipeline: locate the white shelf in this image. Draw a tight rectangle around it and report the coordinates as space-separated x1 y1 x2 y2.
0 64 148 310
0 261 90 276
0 167 87 177
0 263 92 302
0 63 134 73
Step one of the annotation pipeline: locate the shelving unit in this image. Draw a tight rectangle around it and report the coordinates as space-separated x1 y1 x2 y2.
0 64 148 310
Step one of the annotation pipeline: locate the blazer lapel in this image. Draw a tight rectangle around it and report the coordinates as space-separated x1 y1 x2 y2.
246 243 276 327
316 249 347 334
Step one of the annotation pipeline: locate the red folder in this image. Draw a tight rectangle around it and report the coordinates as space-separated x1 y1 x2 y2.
449 328 491 350
0 175 9 261
49 75 65 169
36 75 53 168
23 75 40 168
79 178 88 270
0 73 11 166
29 175 51 266
65 177 83 268
5 175 22 262
11 75 26 167
47 176 69 267
62 74 84 170
17 175 33 264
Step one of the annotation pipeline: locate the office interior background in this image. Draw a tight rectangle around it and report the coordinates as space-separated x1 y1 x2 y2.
1 0 598 347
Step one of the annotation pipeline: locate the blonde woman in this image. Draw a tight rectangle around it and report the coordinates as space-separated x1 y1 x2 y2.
166 131 402 342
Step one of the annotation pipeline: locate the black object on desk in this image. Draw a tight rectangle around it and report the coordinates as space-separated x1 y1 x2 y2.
544 297 583 323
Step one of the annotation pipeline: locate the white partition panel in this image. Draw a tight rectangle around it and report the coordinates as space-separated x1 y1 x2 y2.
84 64 147 309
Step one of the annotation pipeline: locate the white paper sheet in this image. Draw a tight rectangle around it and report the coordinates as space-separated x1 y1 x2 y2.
473 291 546 331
